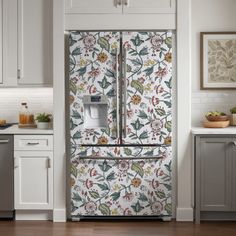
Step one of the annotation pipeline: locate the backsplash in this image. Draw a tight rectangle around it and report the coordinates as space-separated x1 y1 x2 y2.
192 91 236 126
0 88 53 123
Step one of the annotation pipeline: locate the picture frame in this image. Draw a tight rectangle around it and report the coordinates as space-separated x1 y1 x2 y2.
200 32 236 89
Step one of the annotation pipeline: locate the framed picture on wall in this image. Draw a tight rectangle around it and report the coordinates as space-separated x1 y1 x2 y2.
200 32 236 89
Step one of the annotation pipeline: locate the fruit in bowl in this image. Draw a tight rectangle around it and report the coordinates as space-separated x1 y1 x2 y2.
205 111 229 121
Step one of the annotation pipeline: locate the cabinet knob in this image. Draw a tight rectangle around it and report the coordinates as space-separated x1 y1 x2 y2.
116 0 122 6
230 141 236 146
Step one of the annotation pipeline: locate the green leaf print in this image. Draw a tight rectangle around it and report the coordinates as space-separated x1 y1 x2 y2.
131 201 144 213
165 121 172 132
99 204 111 215
106 172 116 181
78 67 86 77
139 47 148 56
97 183 109 191
98 160 112 172
105 69 115 78
163 184 172 191
70 118 77 130
164 101 171 108
131 34 143 47
72 47 81 56
131 119 144 131
156 190 166 199
165 77 172 89
164 203 172 215
72 192 82 202
110 192 121 201
144 67 154 77
98 37 110 52
139 131 149 140
165 37 172 48
138 110 148 119
131 80 144 95
71 110 81 119
70 81 77 95
73 131 82 139
124 148 132 156
131 162 144 177
98 76 112 89
138 193 148 202
89 191 100 199
164 162 171 172
155 108 166 116
71 165 78 178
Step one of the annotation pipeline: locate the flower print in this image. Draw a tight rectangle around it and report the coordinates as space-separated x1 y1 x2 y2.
85 179 93 189
151 201 163 214
123 192 134 202
151 35 163 51
85 201 97 213
83 34 96 48
118 160 130 172
151 96 160 106
111 42 118 49
131 178 142 188
112 184 121 192
69 95 75 104
144 59 155 67
131 95 142 105
97 136 108 145
155 67 168 78
89 168 98 177
144 166 152 175
165 52 172 63
79 59 88 67
73 102 80 109
127 109 134 118
97 52 108 63
124 208 132 216
111 209 119 215
88 68 101 78
151 119 163 132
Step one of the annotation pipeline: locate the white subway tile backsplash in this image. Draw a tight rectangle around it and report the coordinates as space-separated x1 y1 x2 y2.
0 88 53 123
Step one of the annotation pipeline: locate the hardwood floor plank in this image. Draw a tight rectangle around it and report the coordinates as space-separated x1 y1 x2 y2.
0 221 236 236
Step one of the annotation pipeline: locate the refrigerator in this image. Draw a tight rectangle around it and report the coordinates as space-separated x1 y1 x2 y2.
69 31 173 220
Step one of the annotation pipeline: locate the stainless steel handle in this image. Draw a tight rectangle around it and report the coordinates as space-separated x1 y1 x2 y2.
0 139 9 144
116 49 120 139
27 142 39 145
123 47 127 138
47 158 51 168
231 141 236 146
79 156 163 160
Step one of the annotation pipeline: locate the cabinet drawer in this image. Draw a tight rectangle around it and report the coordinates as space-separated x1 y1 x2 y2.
14 135 53 151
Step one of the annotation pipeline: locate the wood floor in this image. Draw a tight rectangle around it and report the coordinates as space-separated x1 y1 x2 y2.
1 220 236 236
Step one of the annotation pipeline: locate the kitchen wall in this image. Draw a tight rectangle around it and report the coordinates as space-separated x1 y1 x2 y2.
191 0 236 126
0 88 53 123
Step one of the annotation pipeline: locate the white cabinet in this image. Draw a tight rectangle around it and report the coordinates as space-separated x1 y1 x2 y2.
0 0 52 87
14 135 53 210
17 0 52 86
65 0 175 14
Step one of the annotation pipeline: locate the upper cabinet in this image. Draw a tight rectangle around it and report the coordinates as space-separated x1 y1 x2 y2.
65 0 176 30
17 0 52 86
0 0 53 87
65 0 175 14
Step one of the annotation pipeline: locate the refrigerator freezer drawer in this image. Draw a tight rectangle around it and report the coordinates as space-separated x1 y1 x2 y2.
71 156 172 218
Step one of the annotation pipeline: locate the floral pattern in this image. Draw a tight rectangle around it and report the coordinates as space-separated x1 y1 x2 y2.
71 146 172 218
123 31 172 144
69 31 172 146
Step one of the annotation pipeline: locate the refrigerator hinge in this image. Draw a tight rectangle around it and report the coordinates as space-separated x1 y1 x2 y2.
17 69 21 79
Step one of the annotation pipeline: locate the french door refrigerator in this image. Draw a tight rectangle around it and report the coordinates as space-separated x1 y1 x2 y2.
69 31 173 220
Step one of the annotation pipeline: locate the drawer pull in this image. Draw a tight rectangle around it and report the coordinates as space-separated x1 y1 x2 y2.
47 158 51 168
27 142 40 145
0 139 9 144
231 141 236 146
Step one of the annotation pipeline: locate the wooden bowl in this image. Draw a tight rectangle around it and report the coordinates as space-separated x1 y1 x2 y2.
203 120 230 128
205 115 229 122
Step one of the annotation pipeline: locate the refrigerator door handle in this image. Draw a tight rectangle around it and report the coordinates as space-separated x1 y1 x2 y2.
116 49 120 139
123 46 127 138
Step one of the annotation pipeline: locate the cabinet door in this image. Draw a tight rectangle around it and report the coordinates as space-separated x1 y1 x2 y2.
122 31 172 145
17 0 52 86
14 151 53 209
65 0 122 14
123 0 175 14
200 138 232 211
0 0 2 84
232 142 236 211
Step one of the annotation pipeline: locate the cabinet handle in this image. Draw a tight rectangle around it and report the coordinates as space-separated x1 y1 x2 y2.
115 0 122 6
123 0 128 6
0 139 9 144
47 158 51 168
27 142 39 145
231 141 236 146
17 69 21 79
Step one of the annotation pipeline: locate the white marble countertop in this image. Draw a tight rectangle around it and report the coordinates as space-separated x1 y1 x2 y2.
0 124 53 135
191 126 236 135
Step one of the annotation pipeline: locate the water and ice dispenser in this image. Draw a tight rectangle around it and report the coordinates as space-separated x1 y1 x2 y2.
83 95 108 128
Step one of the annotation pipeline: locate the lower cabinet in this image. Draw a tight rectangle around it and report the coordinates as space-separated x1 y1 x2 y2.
195 136 236 222
14 135 53 210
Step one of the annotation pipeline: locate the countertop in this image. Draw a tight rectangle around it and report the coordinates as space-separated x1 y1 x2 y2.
0 124 53 135
191 126 236 135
